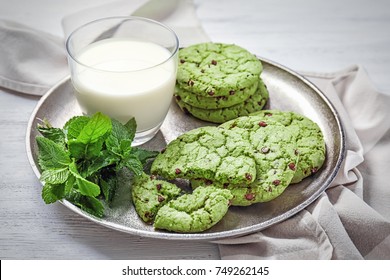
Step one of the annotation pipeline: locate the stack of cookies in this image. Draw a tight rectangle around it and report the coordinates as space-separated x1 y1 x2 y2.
175 42 269 123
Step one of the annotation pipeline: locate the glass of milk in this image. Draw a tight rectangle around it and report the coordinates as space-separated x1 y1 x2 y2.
66 17 179 145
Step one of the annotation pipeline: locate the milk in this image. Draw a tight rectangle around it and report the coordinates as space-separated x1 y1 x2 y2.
71 38 177 132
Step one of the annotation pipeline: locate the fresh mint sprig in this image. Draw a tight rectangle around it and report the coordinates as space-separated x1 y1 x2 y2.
36 112 158 217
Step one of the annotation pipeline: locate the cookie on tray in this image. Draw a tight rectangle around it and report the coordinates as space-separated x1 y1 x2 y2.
250 110 326 183
177 42 263 97
154 186 232 233
174 79 258 110
175 78 269 123
132 173 182 223
150 126 257 185
190 115 300 206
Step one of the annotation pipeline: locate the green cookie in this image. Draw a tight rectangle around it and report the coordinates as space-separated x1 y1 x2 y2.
150 126 257 185
250 110 326 183
192 115 300 206
132 173 182 223
174 79 258 109
177 42 263 97
176 78 269 123
154 186 232 233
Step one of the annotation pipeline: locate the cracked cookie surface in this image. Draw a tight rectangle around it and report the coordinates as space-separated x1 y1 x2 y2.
194 115 300 206
150 126 257 184
250 110 326 183
177 42 263 97
132 173 182 223
154 186 232 233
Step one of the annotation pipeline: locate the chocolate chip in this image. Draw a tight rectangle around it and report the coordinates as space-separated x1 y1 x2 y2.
258 121 267 127
288 163 296 171
229 90 235 95
245 193 255 200
245 173 253 181
205 179 213 185
311 167 318 174
175 168 182 174
158 195 165 203
144 211 153 218
180 59 185 63
211 60 217 65
208 90 215 96
156 183 162 191
272 179 281 186
188 80 194 86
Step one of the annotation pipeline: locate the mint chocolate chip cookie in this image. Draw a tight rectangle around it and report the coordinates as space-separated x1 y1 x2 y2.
174 80 258 110
150 126 257 185
154 186 232 233
250 110 326 183
132 173 182 223
176 78 269 123
202 115 300 206
177 42 263 97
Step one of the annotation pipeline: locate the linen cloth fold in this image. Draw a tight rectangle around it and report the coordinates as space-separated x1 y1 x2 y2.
0 0 209 96
0 0 389 260
0 20 68 95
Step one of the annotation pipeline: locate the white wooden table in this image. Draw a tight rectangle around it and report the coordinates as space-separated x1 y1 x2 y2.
1 0 389 259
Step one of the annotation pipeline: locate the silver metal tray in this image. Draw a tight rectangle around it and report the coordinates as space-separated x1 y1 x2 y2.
26 58 345 241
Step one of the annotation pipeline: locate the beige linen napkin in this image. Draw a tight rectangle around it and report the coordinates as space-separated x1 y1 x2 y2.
0 20 68 95
0 0 209 96
217 66 390 259
1 0 389 260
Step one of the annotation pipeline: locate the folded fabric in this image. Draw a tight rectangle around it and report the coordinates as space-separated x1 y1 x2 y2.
0 20 68 95
0 0 209 96
217 66 390 259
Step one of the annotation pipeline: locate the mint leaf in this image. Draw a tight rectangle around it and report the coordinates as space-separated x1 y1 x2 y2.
40 167 69 184
132 147 159 164
105 119 131 149
67 113 112 160
119 153 143 176
105 119 133 158
64 115 90 140
83 150 119 178
66 191 105 218
100 176 117 204
36 137 71 170
37 126 66 146
68 136 106 159
77 112 112 144
64 174 76 194
42 183 66 204
124 117 137 142
68 162 100 197
119 139 132 156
